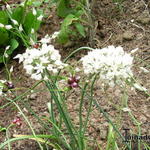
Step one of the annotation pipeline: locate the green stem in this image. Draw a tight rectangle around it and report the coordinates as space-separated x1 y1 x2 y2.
85 92 131 150
45 80 78 148
78 82 88 150
5 98 43 150
6 124 14 150
21 0 29 23
83 75 97 135
0 80 43 109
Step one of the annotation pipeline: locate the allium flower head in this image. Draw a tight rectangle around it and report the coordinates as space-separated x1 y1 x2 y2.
12 117 22 126
14 35 67 80
81 46 133 87
40 31 59 44
68 76 80 88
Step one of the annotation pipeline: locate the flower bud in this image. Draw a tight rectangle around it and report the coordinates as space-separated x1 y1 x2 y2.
12 117 22 126
11 19 18 25
5 25 13 29
19 24 23 31
32 8 37 16
0 23 4 28
37 15 43 21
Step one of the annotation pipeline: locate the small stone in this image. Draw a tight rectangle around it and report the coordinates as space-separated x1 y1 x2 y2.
29 93 37 100
137 16 150 25
100 129 107 140
123 31 134 41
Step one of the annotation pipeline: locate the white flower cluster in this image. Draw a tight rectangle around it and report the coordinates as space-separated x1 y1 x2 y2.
14 34 66 80
40 32 60 44
81 46 133 87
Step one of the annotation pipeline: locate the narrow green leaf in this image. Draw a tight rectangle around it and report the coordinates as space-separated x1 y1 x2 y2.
12 7 24 24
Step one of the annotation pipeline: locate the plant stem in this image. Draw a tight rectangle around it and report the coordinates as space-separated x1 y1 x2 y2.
5 98 43 150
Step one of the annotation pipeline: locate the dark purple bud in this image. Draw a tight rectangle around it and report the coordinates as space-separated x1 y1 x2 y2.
12 117 22 126
71 82 78 88
5 82 14 89
68 77 74 84
74 76 80 83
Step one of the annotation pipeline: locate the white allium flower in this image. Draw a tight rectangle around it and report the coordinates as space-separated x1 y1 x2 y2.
19 24 23 31
30 38 35 45
10 66 13 73
81 46 134 87
5 25 13 30
75 68 80 72
11 19 18 25
40 34 51 44
14 54 24 63
51 31 60 39
0 23 4 28
4 52 9 58
31 28 34 34
31 73 42 80
40 32 60 44
32 8 37 16
20 2 25 7
37 15 43 21
14 35 67 80
5 45 10 50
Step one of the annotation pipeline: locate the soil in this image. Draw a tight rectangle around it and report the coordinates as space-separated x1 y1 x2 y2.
0 0 150 150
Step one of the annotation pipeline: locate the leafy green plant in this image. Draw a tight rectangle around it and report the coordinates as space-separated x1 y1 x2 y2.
0 1 43 63
54 0 89 44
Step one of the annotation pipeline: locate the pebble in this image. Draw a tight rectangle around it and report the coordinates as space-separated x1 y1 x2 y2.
29 93 37 100
137 16 150 25
100 129 107 140
122 31 134 41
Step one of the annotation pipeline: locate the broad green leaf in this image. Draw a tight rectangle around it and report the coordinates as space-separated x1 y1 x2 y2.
74 10 84 18
24 12 35 34
58 14 78 43
0 39 19 63
12 7 24 24
74 22 86 37
33 1 42 7
0 28 9 45
57 0 72 17
0 11 8 24
24 10 42 35
57 30 69 44
62 14 78 28
7 39 19 55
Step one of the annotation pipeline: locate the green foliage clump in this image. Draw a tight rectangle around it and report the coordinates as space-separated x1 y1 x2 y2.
0 3 43 63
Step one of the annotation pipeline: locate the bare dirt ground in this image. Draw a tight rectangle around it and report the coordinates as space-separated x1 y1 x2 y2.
0 0 150 149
